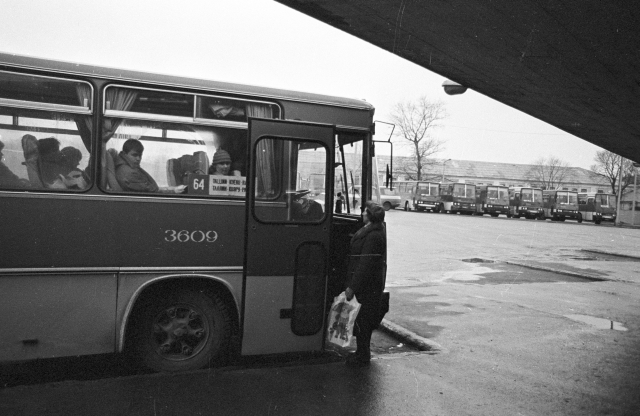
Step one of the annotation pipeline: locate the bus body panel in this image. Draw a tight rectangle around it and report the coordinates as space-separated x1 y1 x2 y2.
115 270 243 352
242 275 322 355
0 195 245 268
0 271 117 360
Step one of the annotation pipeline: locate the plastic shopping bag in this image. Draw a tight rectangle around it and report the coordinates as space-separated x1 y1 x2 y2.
326 291 361 348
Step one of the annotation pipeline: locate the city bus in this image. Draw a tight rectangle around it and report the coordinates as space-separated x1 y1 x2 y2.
440 181 476 214
394 180 441 212
578 193 603 224
0 53 380 372
542 190 581 222
595 193 616 222
508 187 544 219
475 185 509 217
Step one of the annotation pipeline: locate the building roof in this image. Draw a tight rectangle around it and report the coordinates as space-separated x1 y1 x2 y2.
377 156 609 187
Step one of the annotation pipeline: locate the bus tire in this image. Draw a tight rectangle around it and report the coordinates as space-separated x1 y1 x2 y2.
506 213 512 218
577 213 583 223
132 289 232 373
595 218 602 225
383 201 392 211
404 202 410 211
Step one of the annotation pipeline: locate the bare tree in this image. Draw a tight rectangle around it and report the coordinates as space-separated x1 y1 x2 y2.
590 150 635 195
527 155 572 190
389 96 446 180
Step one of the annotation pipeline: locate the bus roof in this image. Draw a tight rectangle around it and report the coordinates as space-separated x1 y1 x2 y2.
0 52 374 112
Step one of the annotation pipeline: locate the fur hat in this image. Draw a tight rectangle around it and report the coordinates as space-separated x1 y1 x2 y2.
212 149 231 165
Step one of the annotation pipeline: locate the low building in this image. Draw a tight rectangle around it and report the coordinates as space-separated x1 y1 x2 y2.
377 157 610 193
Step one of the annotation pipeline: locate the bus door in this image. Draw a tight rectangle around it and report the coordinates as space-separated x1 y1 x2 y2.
242 118 334 355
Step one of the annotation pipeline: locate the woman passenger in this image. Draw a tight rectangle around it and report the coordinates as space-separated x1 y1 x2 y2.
344 201 387 367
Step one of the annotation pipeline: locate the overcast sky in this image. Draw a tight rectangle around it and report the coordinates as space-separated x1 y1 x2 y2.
0 0 605 169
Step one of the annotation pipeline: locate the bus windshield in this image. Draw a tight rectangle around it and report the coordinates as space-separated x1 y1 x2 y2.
453 183 474 198
417 183 439 196
557 192 578 204
596 194 612 207
533 189 543 203
487 186 508 202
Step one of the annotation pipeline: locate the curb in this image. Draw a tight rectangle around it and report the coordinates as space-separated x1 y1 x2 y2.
378 319 446 354
504 260 634 284
581 248 640 261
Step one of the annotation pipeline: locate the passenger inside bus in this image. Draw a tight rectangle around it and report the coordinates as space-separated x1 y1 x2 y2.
19 135 89 190
208 149 240 176
115 139 185 194
0 139 30 188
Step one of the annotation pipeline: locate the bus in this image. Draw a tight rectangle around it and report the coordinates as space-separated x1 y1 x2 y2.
394 180 441 212
508 187 544 219
475 185 509 217
542 190 581 222
578 193 603 224
440 182 476 214
0 53 380 372
595 193 616 222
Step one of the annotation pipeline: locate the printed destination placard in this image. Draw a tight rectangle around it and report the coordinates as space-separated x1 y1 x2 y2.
189 173 246 196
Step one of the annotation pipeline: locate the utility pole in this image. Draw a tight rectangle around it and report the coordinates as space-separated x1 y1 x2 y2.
441 159 451 183
615 155 623 226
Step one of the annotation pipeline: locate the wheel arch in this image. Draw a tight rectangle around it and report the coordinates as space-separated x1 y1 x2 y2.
118 275 240 353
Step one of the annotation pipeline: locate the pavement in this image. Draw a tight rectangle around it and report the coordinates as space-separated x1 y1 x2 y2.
1 228 639 415
378 248 640 354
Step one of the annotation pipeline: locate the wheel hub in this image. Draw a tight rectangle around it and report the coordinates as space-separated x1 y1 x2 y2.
152 305 208 360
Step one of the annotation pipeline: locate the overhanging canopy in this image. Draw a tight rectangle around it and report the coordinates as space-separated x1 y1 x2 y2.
275 0 640 163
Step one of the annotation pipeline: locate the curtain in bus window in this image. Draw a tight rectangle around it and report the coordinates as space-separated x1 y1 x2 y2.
248 104 276 197
102 88 138 142
74 84 93 150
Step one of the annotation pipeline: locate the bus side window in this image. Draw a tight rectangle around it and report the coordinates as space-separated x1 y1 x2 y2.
0 72 93 192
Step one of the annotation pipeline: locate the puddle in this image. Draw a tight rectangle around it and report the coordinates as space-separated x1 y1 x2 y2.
564 314 628 331
461 258 496 263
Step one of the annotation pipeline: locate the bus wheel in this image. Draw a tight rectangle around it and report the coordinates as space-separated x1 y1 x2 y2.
577 213 583 223
383 201 392 211
132 289 232 372
506 213 512 218
595 218 602 224
404 202 409 211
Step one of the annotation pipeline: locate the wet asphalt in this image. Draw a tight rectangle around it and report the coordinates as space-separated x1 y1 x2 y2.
1 211 640 415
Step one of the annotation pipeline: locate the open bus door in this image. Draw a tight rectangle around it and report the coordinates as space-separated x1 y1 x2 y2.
242 118 334 355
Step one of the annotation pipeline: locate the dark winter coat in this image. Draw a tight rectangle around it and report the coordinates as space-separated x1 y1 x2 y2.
346 221 386 329
115 151 159 192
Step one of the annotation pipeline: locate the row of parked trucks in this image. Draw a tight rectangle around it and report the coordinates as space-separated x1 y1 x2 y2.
397 181 616 224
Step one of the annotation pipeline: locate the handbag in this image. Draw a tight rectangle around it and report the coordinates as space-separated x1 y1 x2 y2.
326 291 361 347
